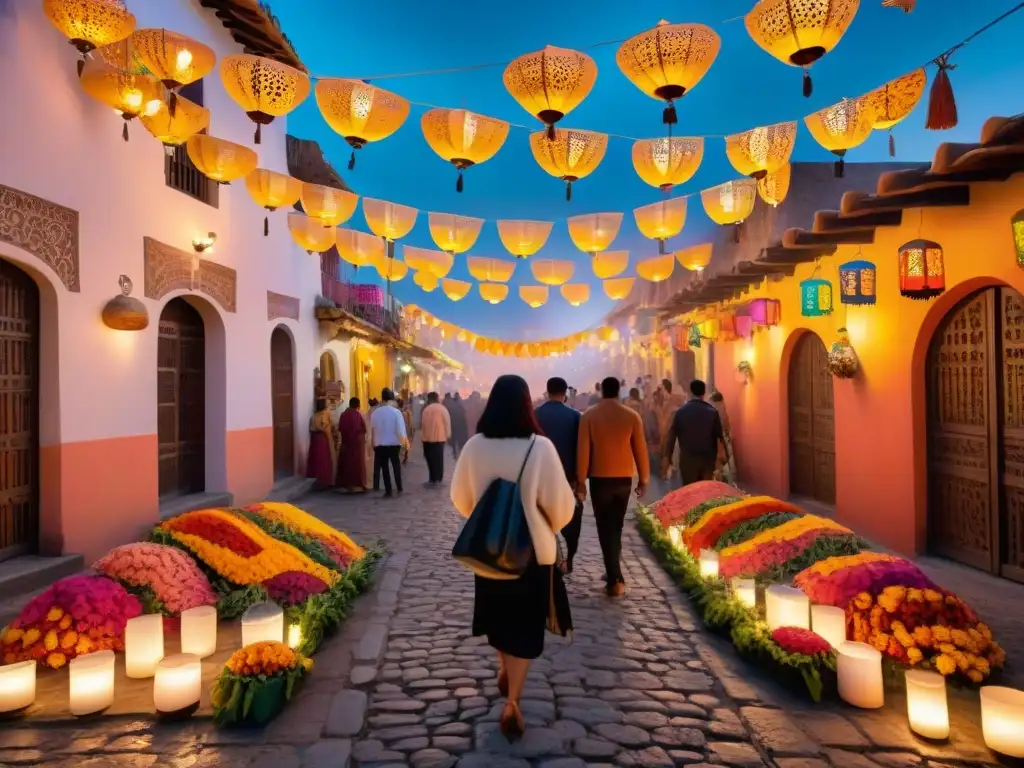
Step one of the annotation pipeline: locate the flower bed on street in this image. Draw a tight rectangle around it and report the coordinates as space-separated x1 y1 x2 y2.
212 641 314 727
93 542 218 618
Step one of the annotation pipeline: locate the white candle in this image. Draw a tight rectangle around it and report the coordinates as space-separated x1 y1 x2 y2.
154 654 202 716
732 578 756 609
981 686 1024 757
765 586 810 630
287 623 303 650
0 660 36 713
811 605 847 648
180 605 218 658
125 614 164 679
905 670 949 740
837 642 884 709
698 549 719 579
241 602 284 646
69 650 115 716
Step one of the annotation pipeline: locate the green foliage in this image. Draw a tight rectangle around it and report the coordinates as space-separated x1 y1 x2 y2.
758 533 869 584
122 583 168 616
212 667 306 727
714 512 803 551
217 584 270 620
234 510 340 571
684 496 745 528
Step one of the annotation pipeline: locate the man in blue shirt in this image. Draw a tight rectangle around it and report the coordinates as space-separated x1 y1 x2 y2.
535 376 583 572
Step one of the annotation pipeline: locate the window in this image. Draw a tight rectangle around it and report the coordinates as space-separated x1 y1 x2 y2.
164 80 218 207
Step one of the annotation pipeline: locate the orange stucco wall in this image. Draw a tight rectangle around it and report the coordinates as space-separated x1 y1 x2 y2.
226 426 275 507
711 174 1024 557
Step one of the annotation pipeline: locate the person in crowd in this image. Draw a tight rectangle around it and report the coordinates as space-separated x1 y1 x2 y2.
449 392 469 459
365 397 380 490
335 397 367 493
625 387 644 417
306 398 337 490
577 377 649 597
412 392 425 433
443 393 455 455
663 379 685 410
644 387 666 481
370 388 407 497
464 390 485 435
398 397 414 465
421 391 452 486
535 376 583 573
709 391 737 484
618 378 628 402
451 374 575 743
661 380 725 486
588 382 602 407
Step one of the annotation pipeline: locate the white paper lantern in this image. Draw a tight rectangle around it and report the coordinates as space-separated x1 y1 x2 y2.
0 660 36 713
180 605 218 658
154 654 202 717
70 650 115 716
698 549 719 579
811 604 847 648
836 642 884 709
981 686 1024 757
905 670 949 740
731 578 756 609
287 623 303 650
125 614 165 679
765 586 810 630
242 602 284 646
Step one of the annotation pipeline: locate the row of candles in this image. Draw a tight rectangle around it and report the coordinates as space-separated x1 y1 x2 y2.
0 601 297 718
665 525 1024 757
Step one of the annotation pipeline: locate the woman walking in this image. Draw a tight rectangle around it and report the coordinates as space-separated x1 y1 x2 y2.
335 397 368 492
450 375 575 742
306 398 337 489
709 391 737 484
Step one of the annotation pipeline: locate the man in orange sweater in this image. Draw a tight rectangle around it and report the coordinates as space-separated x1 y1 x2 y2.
577 377 650 597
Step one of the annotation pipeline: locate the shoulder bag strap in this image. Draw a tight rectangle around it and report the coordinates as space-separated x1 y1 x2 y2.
516 436 538 485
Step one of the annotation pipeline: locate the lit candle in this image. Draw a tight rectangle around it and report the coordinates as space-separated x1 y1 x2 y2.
180 605 218 659
70 650 115 716
905 670 949 740
125 614 165 679
287 623 303 650
698 549 719 579
811 605 847 648
732 578 756 609
154 654 202 717
981 686 1024 757
837 642 884 709
0 660 36 713
241 602 284 646
765 586 810 630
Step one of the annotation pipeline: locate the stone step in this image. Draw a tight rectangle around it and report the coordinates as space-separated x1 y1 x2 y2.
158 491 234 520
264 476 316 503
0 554 86 627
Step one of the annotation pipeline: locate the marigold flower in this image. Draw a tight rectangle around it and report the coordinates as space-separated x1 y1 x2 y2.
853 592 873 610
967 669 984 683
46 607 64 622
935 654 957 675
58 615 72 630
870 632 891 652
924 589 943 603
979 623 993 641
22 628 41 647
975 657 991 676
46 652 67 669
3 628 24 644
906 588 924 603
43 630 59 652
907 647 923 664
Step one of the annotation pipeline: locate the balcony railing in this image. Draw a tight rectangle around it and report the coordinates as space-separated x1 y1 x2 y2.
321 266 404 339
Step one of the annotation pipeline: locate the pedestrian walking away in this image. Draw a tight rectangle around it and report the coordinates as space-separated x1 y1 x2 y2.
420 391 451 486
661 379 725 486
534 376 583 573
449 392 469 458
335 397 368 492
370 388 407 497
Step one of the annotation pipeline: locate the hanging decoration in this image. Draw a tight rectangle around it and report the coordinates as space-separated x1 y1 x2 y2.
220 54 310 144
567 212 623 255
604 277 636 300
735 315 754 338
186 134 258 184
519 286 549 308
132 29 215 113
804 96 874 177
637 253 675 282
421 108 510 192
744 0 861 97
374 256 409 282
827 328 860 378
698 318 720 341
428 213 484 255
530 129 608 201
689 324 702 348
560 284 591 307
363 198 418 258
467 257 516 283
700 179 757 241
898 239 945 299
800 278 834 316
746 297 782 326
838 260 877 305
676 243 714 272
442 279 471 301
725 121 797 179
478 283 509 305
287 214 336 254
316 79 410 169
245 169 302 236
865 68 926 156
43 0 136 73
496 220 553 258
757 163 791 207
336 228 385 268
592 251 629 279
530 259 576 286
78 51 163 141
139 94 209 152
926 54 958 131
502 45 597 139
736 360 754 384
1013 209 1024 269
413 270 439 292
616 21 720 126
404 246 454 278
631 137 704 191
882 0 915 11
300 183 359 228
634 198 687 254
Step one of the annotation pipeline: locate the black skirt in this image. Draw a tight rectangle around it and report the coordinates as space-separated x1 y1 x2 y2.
473 561 573 660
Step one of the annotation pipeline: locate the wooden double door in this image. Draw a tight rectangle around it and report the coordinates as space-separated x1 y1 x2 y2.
926 286 1024 582
788 332 836 504
271 328 294 478
157 299 205 498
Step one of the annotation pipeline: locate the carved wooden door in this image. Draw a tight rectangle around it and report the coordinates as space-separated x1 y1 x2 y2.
271 328 295 478
788 333 836 504
158 299 205 498
0 261 38 561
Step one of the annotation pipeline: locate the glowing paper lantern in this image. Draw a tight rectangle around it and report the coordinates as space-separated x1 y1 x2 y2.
404 246 454 278
866 68 927 155
246 169 302 236
497 220 553 258
317 79 409 169
568 212 623 255
634 198 687 253
479 283 509 305
125 614 164 679
726 121 796 179
603 277 635 301
79 53 163 141
503 45 597 137
801 278 834 316
804 97 874 177
519 285 549 308
69 650 115 716
765 586 809 630
375 257 408 282
1013 209 1024 268
186 134 258 184
981 687 1024 757
531 259 575 286
637 253 675 283
560 283 590 307
429 213 484 255
413 271 439 292
838 260 876 305
336 229 386 268
442 279 471 301
758 163 791 207
467 257 516 283
0 660 35 713
905 670 949 740
837 642 884 709
139 94 209 151
530 129 608 201
700 180 757 226
44 0 136 68
898 239 945 299
242 602 284 646
180 605 217 659
154 654 202 716
593 251 629 279
300 183 359 228
676 243 713 272
698 549 719 578
421 108 509 191
220 54 310 143
732 578 756 609
632 137 703 191
132 28 215 100
811 605 847 648
363 198 418 257
747 297 781 326
699 318 720 341
616 21 720 125
288 214 336 254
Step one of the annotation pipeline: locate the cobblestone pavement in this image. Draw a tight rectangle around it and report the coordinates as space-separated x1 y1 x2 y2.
0 452 1006 766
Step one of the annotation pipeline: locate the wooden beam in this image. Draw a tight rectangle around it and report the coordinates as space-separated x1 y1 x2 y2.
814 209 903 233
840 185 971 216
785 228 877 247
762 244 835 264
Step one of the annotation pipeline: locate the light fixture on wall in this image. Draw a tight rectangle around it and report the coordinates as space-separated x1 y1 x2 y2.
736 360 753 385
102 275 149 331
400 363 413 374
1012 209 1024 268
192 232 217 254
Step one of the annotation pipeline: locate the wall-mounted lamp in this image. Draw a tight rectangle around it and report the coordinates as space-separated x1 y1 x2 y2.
192 232 217 254
400 363 413 375
736 360 753 385
102 275 149 331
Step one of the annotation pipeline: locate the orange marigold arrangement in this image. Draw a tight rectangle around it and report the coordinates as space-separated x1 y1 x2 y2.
213 641 314 726
225 641 314 677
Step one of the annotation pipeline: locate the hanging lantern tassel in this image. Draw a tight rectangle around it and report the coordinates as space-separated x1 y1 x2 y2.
802 68 813 98
169 91 178 117
254 123 262 145
264 215 269 237
122 121 129 142
456 168 464 193
565 180 573 202
889 130 896 158
77 57 86 77
734 223 742 243
348 149 356 170
546 123 556 141
834 151 846 178
926 55 958 130
663 101 678 125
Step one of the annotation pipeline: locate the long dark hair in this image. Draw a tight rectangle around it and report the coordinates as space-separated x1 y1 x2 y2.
476 374 543 439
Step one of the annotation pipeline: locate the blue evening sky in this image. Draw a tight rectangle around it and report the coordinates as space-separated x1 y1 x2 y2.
270 0 1024 341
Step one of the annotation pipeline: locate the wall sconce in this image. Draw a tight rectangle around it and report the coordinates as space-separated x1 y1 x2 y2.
102 275 149 331
400 363 413 375
736 360 753 385
827 328 860 379
192 232 217 254
1013 209 1024 269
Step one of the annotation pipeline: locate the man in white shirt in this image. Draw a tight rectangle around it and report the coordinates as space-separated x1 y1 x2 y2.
370 388 407 497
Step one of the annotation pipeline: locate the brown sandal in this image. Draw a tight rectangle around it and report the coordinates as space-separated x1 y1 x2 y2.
499 701 525 742
497 669 509 698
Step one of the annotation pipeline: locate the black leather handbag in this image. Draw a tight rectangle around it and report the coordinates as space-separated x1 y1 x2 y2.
452 437 537 580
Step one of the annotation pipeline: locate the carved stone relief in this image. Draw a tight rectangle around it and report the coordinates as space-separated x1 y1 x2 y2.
0 183 80 292
267 290 300 321
143 236 237 313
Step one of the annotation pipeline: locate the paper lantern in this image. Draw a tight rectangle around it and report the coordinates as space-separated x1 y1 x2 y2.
363 198 418 247
837 642 884 709
132 29 215 101
632 137 704 191
479 283 509 305
801 278 834 316
503 45 597 137
288 214 336 254
429 213 484 255
287 624 303 650
531 259 575 286
404 246 454 278
838 260 876 305
337 229 386 268
701 180 757 226
758 163 791 207
497 220 553 258
442 279 471 301
519 285 549 308
1013 209 1024 268
747 297 781 326
898 239 945 299
726 121 797 179
69 650 115 716
745 0 860 96
375 257 409 282
421 108 509 192
603 277 635 301
0 660 35 713
637 253 675 283
616 21 720 125
139 94 209 151
44 0 135 69
154 654 201 717
634 198 687 253
79 53 163 141
568 212 623 255
592 251 629 280
316 79 409 169
125 614 164 678
413 271 439 292
242 602 284 646
676 243 713 272
981 686 1024 757
246 169 302 236
180 605 217 659
765 585 809 630
467 257 516 283
186 134 258 184
866 68 927 155
220 54 310 143
811 605 847 648
732 578 756 609
698 549 719 578
560 283 590 307
804 97 874 177
905 670 949 740
300 183 359 228
530 129 608 201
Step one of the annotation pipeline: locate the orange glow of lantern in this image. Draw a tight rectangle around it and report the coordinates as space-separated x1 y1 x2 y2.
529 128 608 201
898 239 945 299
568 212 623 255
404 246 454 278
300 183 359 228
531 259 576 286
865 68 927 156
316 79 410 169
479 283 509 305
559 283 590 306
132 28 215 99
413 270 439 292
634 198 687 254
632 136 703 191
336 229 385 268
467 257 516 283
79 51 163 141
442 279 471 301
421 108 509 192
676 243 713 272
220 54 310 143
637 253 675 282
503 45 597 137
186 134 258 184
287 214 335 254
139 93 209 151
44 0 135 69
603 277 636 300
804 96 874 176
592 250 629 279
725 121 797 179
519 285 549 308
429 213 484 255
245 169 302 236
375 257 408 282
363 197 418 256
700 179 757 226
497 220 553 258
758 163 791 207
